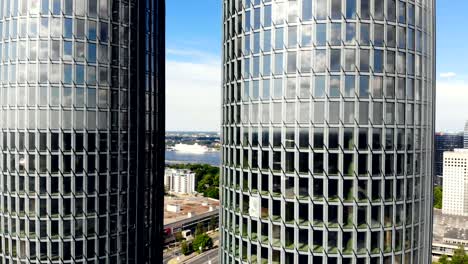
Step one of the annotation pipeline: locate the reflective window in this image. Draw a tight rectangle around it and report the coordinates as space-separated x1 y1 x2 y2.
374 0 384 20
359 76 369 98
314 76 325 98
329 76 340 97
316 24 326 46
330 49 341 72
345 23 356 44
360 0 370 19
316 0 327 20
344 75 355 97
344 49 355 71
220 0 434 260
331 0 342 20
287 52 296 73
329 102 340 124
346 0 356 19
360 24 370 45
398 1 406 24
374 50 383 73
64 18 72 38
302 0 312 21
330 23 341 45
314 50 326 72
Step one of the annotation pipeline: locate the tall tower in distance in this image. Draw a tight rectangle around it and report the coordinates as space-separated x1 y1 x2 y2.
0 0 165 263
221 0 435 263
442 149 468 217
434 132 463 185
464 121 468 148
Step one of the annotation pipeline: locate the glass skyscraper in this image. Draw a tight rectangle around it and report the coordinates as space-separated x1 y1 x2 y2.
221 0 435 263
434 133 463 177
0 0 165 263
464 121 468 149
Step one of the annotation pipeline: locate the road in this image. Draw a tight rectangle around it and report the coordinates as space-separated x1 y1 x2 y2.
163 251 178 264
163 232 220 264
185 248 219 264
163 232 219 264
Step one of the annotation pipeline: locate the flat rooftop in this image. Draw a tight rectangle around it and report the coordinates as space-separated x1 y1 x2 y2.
164 195 220 225
433 209 468 243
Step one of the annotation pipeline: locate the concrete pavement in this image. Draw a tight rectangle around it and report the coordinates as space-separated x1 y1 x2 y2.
184 248 219 264
163 232 220 264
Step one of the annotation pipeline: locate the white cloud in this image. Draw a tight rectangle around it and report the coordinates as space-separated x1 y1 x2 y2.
166 59 221 132
436 80 468 132
166 48 219 63
440 72 457 78
166 51 468 133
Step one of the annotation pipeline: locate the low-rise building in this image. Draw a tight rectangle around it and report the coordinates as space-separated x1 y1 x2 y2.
432 210 468 260
164 168 196 194
163 196 220 245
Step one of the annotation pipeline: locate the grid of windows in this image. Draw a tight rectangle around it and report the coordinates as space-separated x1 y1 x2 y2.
464 121 468 149
0 0 164 263
434 133 463 178
442 151 468 217
221 0 434 263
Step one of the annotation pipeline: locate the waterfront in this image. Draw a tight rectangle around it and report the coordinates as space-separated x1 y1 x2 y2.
165 150 220 166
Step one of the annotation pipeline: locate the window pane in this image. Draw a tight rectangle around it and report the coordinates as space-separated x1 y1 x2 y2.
346 0 356 19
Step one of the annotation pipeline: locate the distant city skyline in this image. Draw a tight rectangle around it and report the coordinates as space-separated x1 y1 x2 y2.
166 1 468 133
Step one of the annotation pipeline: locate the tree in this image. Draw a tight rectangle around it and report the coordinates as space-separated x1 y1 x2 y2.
180 241 192 255
438 255 449 264
195 223 204 236
174 232 183 242
168 163 220 199
209 216 217 231
434 186 443 209
433 246 468 264
204 186 219 199
192 233 213 253
451 245 468 264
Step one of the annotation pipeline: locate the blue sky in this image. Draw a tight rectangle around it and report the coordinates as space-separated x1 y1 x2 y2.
436 0 466 77
167 2 221 63
166 1 222 131
431 0 468 132
166 1 468 132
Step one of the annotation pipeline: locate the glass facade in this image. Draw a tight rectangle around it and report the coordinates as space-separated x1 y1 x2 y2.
464 121 468 149
0 0 164 263
221 0 435 263
434 133 463 177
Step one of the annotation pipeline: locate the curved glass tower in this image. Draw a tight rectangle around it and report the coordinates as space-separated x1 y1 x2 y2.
221 0 435 263
0 0 165 263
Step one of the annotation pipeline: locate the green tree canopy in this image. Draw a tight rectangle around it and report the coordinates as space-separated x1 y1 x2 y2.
180 241 192 256
192 233 213 253
209 216 217 231
451 245 468 264
434 246 468 264
167 164 220 199
438 255 449 264
434 186 443 209
195 223 204 236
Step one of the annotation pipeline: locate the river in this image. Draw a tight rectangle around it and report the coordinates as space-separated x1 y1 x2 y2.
165 150 221 166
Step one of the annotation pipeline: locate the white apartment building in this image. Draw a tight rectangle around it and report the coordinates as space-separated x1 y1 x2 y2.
442 149 468 216
164 169 196 194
